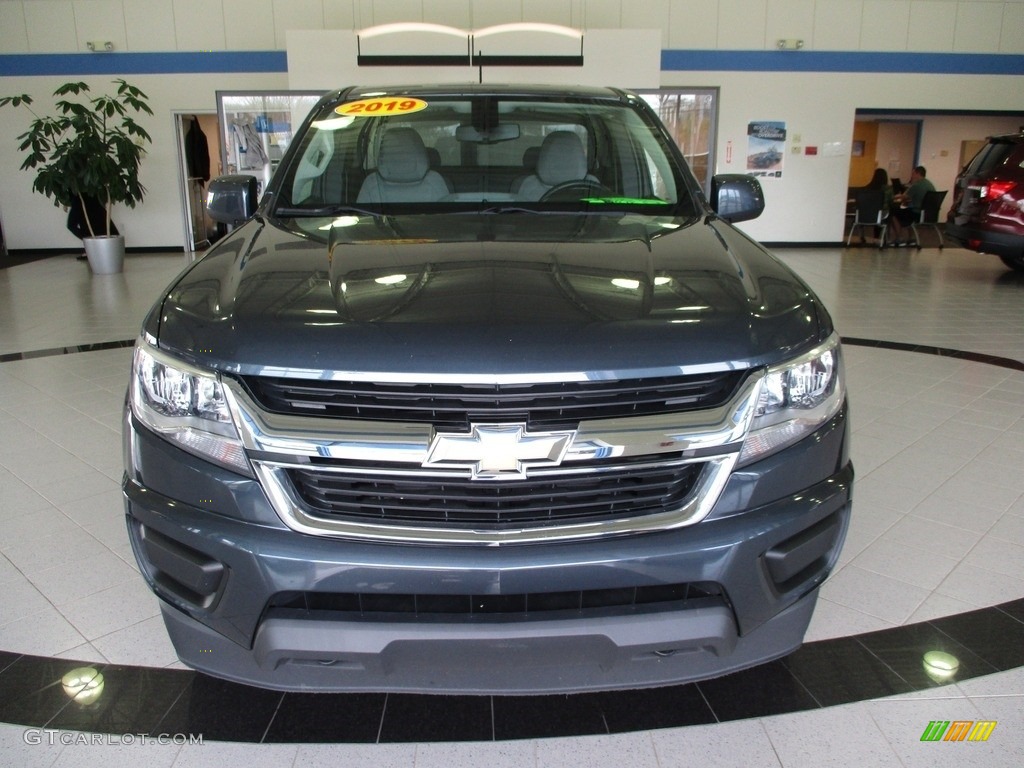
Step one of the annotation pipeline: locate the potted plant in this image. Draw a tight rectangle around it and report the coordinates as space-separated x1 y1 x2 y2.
0 79 152 273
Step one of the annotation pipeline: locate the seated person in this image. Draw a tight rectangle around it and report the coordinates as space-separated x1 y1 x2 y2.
887 166 935 245
866 168 893 213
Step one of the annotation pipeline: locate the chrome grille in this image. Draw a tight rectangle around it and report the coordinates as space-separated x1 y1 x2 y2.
234 370 762 544
286 458 705 529
241 371 746 428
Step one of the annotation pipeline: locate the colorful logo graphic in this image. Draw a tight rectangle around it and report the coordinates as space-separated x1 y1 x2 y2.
920 721 997 742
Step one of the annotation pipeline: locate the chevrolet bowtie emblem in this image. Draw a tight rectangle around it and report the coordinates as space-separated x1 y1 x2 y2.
424 424 576 480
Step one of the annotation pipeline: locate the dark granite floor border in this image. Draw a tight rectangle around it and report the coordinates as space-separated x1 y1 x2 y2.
841 337 1024 372
0 336 1021 742
0 599 1019 743
0 339 136 364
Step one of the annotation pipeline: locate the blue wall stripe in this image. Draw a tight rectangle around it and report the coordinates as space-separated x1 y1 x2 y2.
1 49 1022 78
0 51 287 76
661 49 1024 75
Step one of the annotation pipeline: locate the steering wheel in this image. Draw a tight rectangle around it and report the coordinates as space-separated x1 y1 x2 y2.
539 179 611 202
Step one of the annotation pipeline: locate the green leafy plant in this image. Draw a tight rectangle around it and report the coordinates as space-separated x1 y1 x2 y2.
0 79 153 237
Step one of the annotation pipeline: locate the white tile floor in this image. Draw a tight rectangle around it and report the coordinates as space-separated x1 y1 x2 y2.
1 246 1022 765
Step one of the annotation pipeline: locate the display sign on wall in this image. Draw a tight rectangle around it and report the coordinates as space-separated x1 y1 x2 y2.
747 121 785 178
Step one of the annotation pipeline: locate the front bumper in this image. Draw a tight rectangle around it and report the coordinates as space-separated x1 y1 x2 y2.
157 586 821 694
123 404 852 693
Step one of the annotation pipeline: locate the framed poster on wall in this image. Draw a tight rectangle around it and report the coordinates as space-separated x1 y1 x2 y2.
747 121 786 178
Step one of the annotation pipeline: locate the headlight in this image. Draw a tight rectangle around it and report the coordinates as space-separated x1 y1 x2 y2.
129 341 251 475
738 335 845 465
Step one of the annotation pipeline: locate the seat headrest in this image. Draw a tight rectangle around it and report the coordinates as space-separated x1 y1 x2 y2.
536 131 588 186
378 128 430 184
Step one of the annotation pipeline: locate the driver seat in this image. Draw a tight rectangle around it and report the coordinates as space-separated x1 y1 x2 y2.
516 131 597 201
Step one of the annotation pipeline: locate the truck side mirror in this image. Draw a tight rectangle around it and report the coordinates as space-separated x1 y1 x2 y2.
206 175 259 227
711 174 765 223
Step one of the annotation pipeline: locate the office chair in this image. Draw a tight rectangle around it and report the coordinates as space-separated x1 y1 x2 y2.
845 189 888 249
911 190 948 249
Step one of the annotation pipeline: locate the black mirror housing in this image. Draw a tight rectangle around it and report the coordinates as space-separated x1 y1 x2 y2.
711 174 765 223
207 175 259 226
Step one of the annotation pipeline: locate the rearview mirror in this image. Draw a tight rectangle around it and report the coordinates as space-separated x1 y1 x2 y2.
455 124 521 144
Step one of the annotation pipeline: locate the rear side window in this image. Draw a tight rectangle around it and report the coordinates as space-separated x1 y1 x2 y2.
964 141 1016 176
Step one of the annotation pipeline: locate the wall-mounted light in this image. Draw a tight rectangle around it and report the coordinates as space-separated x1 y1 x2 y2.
471 22 584 67
474 23 583 41
776 39 804 51
86 41 114 52
355 21 584 68
356 23 470 66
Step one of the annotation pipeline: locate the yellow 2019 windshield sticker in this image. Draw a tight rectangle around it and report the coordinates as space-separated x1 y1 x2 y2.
336 97 428 117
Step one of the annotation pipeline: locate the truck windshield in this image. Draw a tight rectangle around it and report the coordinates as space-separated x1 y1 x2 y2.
273 93 698 217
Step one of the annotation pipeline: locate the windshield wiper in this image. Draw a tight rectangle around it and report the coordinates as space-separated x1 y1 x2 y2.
472 204 629 215
473 205 548 215
475 199 671 215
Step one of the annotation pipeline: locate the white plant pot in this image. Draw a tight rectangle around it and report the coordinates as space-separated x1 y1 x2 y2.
83 235 125 274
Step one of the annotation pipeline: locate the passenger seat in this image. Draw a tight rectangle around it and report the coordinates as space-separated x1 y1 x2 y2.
357 128 452 203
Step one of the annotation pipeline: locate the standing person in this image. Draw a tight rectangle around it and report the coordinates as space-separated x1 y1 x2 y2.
887 166 936 246
67 193 118 260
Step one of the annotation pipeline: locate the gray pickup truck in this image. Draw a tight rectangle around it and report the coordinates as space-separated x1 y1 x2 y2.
124 84 852 693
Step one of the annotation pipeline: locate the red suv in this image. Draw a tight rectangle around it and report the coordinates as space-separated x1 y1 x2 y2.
947 129 1024 271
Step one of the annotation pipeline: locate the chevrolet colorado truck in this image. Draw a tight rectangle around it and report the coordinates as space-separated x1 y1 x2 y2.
123 84 852 693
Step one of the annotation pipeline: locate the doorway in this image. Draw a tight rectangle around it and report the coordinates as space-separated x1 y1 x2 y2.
174 112 221 252
875 121 920 190
847 111 1024 239
958 139 987 172
849 119 920 190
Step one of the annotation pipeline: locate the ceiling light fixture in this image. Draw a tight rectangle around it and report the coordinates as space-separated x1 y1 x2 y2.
474 23 583 40
359 22 468 39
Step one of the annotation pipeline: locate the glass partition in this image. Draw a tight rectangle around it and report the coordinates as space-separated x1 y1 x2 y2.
216 91 325 194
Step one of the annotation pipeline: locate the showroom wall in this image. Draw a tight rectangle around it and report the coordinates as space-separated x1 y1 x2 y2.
0 0 1022 249
667 68 1022 242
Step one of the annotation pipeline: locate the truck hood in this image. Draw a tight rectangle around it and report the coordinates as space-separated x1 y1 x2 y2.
154 213 828 376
